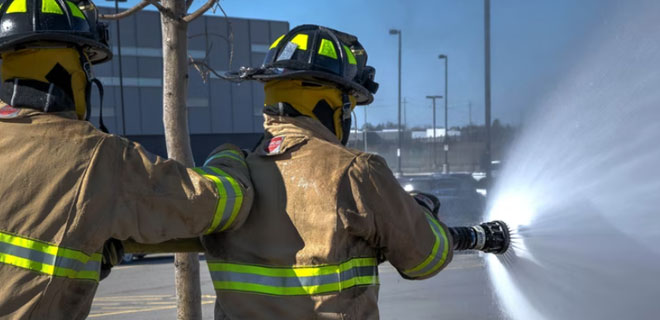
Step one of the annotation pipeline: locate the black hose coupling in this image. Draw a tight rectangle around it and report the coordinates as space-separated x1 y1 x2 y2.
448 220 510 254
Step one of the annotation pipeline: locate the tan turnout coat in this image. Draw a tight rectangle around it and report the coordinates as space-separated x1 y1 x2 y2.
0 103 253 319
203 114 453 320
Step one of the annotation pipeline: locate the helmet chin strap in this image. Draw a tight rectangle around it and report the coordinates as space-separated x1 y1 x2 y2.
340 93 352 145
80 50 107 133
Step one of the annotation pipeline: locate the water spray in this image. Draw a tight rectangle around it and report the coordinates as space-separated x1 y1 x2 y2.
449 220 510 254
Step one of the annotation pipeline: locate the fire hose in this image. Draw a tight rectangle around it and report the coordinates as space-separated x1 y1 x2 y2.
122 220 511 255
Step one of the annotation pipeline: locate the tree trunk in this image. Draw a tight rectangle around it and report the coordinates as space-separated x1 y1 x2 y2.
160 0 202 319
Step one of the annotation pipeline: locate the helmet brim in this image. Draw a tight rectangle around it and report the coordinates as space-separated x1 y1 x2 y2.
253 69 374 105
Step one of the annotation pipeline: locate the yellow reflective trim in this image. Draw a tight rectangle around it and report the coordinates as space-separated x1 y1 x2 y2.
318 38 338 59
194 168 228 234
66 1 85 19
0 231 89 263
269 34 285 49
42 0 63 14
207 167 244 231
0 231 100 281
208 257 377 277
213 275 378 296
6 0 27 13
290 34 308 51
344 45 357 65
403 212 450 277
0 253 99 281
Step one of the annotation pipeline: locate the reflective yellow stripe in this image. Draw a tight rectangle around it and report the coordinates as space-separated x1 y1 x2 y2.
0 231 88 261
209 257 376 277
66 1 85 18
344 45 357 65
207 166 243 231
214 276 378 296
318 38 337 59
290 34 308 51
42 0 63 14
208 258 379 296
194 168 228 234
403 212 450 278
269 34 285 49
0 231 101 281
6 0 27 13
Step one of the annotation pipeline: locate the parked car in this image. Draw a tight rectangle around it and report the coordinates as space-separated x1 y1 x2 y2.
398 173 485 226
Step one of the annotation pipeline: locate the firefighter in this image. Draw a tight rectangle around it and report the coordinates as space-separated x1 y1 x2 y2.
203 24 453 319
0 1 253 319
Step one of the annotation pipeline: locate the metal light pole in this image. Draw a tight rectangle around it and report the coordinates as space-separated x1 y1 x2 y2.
389 29 402 175
426 95 443 171
106 0 127 135
438 54 449 174
484 0 492 181
363 105 368 152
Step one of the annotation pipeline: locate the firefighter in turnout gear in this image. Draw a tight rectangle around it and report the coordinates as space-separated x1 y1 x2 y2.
0 0 253 318
204 24 453 319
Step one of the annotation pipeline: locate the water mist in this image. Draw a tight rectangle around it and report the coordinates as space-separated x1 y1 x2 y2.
486 2 660 319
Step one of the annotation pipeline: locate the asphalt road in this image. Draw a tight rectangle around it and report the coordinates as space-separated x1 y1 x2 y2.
91 253 507 319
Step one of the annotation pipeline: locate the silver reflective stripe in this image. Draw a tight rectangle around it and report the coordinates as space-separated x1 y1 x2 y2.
0 241 99 272
210 265 377 288
0 232 101 281
200 167 236 229
403 213 450 278
203 151 246 167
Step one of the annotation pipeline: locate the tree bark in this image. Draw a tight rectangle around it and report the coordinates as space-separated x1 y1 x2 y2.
160 0 201 319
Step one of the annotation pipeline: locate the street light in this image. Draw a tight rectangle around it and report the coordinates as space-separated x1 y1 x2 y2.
426 95 443 170
484 0 493 183
363 105 368 152
389 29 402 175
438 54 449 173
106 0 127 135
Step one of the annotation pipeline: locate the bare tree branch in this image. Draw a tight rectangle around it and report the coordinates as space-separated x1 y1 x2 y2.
183 0 218 23
189 32 228 42
145 0 178 20
99 0 150 20
217 3 234 70
185 0 195 11
189 59 226 83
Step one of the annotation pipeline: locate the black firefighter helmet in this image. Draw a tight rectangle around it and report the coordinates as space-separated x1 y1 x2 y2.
224 24 379 105
0 0 111 63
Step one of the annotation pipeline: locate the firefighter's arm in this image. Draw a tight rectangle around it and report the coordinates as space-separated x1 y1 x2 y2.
342 154 453 280
86 136 253 244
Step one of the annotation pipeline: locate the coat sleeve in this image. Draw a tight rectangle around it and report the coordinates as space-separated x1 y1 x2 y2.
341 153 453 280
81 135 253 244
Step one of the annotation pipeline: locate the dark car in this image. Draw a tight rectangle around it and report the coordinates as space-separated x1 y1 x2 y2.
398 173 485 226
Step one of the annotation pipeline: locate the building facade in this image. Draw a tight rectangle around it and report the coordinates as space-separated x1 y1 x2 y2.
91 7 288 164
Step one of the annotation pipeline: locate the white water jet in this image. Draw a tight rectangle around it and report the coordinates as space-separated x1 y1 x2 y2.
486 1 660 319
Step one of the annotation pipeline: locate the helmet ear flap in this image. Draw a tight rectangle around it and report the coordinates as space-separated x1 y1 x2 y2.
359 66 379 94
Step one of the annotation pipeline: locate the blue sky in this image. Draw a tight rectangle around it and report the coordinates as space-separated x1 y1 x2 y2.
113 0 620 128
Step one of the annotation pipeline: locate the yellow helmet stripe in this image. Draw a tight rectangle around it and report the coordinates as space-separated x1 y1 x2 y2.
66 1 85 19
343 45 357 65
318 38 337 59
290 34 308 51
42 0 64 14
269 34 285 50
6 0 27 14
